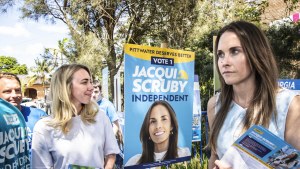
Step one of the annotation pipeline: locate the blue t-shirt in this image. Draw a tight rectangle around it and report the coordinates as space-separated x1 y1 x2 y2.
0 99 30 168
20 106 47 149
97 98 119 123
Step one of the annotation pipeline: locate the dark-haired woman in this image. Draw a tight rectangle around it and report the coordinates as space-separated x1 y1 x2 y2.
125 100 190 166
207 21 300 169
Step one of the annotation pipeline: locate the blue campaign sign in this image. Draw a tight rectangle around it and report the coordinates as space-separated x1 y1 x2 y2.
192 75 201 142
278 79 300 91
123 44 195 168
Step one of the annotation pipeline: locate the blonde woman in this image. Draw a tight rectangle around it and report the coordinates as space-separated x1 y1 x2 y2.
31 64 120 169
207 21 300 169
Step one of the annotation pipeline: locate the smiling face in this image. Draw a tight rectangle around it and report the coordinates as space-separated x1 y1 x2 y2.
148 104 173 152
217 31 254 86
0 77 22 109
70 68 94 112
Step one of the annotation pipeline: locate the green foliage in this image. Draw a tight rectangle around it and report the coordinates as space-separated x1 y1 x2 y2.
266 22 300 78
58 38 77 63
28 57 52 87
0 56 28 74
0 0 15 13
21 0 200 99
283 0 300 12
131 0 199 49
190 0 267 42
41 48 69 68
188 31 215 111
67 33 105 75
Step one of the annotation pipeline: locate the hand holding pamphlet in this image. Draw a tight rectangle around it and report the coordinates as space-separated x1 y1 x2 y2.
221 125 300 169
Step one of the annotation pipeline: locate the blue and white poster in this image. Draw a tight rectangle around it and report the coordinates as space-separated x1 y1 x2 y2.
192 75 201 142
278 79 300 92
124 44 195 168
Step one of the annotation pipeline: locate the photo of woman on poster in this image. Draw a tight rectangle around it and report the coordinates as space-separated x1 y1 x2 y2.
125 100 191 166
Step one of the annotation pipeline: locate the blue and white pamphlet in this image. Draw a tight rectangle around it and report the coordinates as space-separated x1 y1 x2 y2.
221 125 300 169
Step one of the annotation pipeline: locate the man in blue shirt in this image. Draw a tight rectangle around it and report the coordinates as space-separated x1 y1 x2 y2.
92 80 123 168
0 72 47 149
92 80 123 143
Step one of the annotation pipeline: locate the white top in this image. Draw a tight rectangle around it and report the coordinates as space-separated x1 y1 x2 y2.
216 89 299 158
125 147 191 166
31 110 120 169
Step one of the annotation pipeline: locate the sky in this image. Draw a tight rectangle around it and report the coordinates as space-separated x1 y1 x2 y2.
0 6 69 68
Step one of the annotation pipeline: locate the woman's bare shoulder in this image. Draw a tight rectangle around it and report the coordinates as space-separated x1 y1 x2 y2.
208 95 218 110
207 95 218 127
285 95 300 150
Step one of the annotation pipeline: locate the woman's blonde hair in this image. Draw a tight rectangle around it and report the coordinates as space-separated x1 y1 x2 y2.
209 21 279 153
48 64 98 133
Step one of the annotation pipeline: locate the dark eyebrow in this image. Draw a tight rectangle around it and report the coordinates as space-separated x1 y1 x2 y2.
150 114 169 120
229 46 242 50
217 46 243 54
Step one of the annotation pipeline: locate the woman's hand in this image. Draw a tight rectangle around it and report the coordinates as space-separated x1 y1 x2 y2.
213 160 232 169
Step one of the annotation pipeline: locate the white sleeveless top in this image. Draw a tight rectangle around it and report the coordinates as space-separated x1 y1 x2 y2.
215 89 299 158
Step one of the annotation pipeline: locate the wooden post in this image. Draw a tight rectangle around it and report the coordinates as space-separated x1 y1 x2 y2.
160 43 168 48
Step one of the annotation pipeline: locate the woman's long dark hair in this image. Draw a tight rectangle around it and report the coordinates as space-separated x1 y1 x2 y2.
209 21 279 153
138 100 179 163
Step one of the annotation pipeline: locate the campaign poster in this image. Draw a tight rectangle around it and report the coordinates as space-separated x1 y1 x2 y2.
278 79 300 92
124 44 195 168
192 75 201 142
